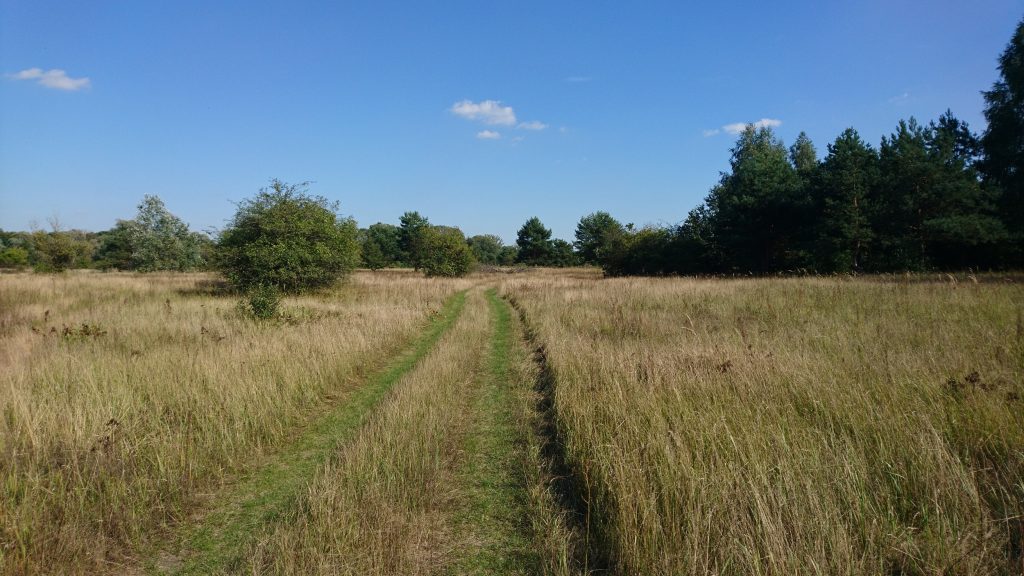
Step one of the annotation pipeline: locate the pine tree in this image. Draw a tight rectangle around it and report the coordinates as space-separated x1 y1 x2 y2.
981 18 1024 263
815 128 878 272
706 126 802 272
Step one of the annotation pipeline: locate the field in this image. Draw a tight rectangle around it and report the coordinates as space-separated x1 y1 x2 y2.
1 269 1022 575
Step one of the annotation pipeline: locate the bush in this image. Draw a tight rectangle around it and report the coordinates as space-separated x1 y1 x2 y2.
0 246 29 269
31 230 93 272
241 284 281 320
420 226 474 277
216 180 360 292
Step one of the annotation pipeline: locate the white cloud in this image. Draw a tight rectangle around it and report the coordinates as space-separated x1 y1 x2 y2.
888 92 910 105
720 118 783 135
451 99 516 126
702 128 721 137
7 68 90 91
476 130 501 140
517 120 547 131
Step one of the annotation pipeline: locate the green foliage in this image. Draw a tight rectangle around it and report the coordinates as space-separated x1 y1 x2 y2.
0 246 30 268
30 228 93 272
497 245 518 266
467 234 505 265
515 217 553 265
92 196 206 271
981 17 1024 261
399 211 430 270
706 126 804 272
574 211 624 264
419 226 474 277
92 222 136 270
132 195 205 271
360 223 403 270
241 284 282 320
815 128 878 272
548 239 579 267
600 226 672 276
216 179 360 292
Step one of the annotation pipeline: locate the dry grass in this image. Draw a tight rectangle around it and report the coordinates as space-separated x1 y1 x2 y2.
500 272 1024 575
0 270 461 575
243 288 492 574
3 268 1021 575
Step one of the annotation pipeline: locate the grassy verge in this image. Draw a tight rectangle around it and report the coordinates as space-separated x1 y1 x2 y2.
158 290 468 574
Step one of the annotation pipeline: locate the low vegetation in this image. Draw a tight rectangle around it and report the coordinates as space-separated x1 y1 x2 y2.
0 270 461 574
501 270 1024 574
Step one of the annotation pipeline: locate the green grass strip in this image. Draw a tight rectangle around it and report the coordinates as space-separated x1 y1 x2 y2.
157 290 468 575
450 289 538 574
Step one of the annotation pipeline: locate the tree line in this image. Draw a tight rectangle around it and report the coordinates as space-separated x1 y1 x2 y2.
576 19 1023 275
2 18 1021 281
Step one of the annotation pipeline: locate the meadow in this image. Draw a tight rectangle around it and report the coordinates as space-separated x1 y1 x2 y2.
0 269 1021 575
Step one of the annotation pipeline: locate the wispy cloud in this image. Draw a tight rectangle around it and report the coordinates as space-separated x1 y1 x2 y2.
476 130 501 140
450 99 516 126
704 118 782 137
888 92 910 105
564 76 591 83
6 68 90 91
517 120 547 131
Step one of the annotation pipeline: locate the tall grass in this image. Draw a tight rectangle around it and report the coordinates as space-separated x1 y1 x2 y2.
243 288 493 574
501 273 1024 575
0 270 461 574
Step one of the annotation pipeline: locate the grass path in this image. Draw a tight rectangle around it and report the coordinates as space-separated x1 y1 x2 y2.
149 290 468 574
448 289 539 574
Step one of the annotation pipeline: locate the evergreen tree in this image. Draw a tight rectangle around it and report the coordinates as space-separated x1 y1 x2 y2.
398 211 430 270
516 217 553 265
815 128 878 272
922 112 1008 269
706 126 802 272
875 119 935 270
981 18 1024 262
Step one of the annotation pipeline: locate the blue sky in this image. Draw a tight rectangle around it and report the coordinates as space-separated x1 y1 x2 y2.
1 1 1021 243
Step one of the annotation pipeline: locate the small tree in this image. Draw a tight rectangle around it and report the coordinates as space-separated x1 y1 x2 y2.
467 234 505 265
30 220 93 272
360 223 403 270
216 179 360 292
549 239 579 267
130 195 205 271
574 211 624 264
399 211 430 270
516 216 553 265
420 226 474 277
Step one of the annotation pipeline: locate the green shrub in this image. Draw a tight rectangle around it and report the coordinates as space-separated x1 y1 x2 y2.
420 225 474 277
216 180 360 292
0 246 29 269
241 284 281 320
